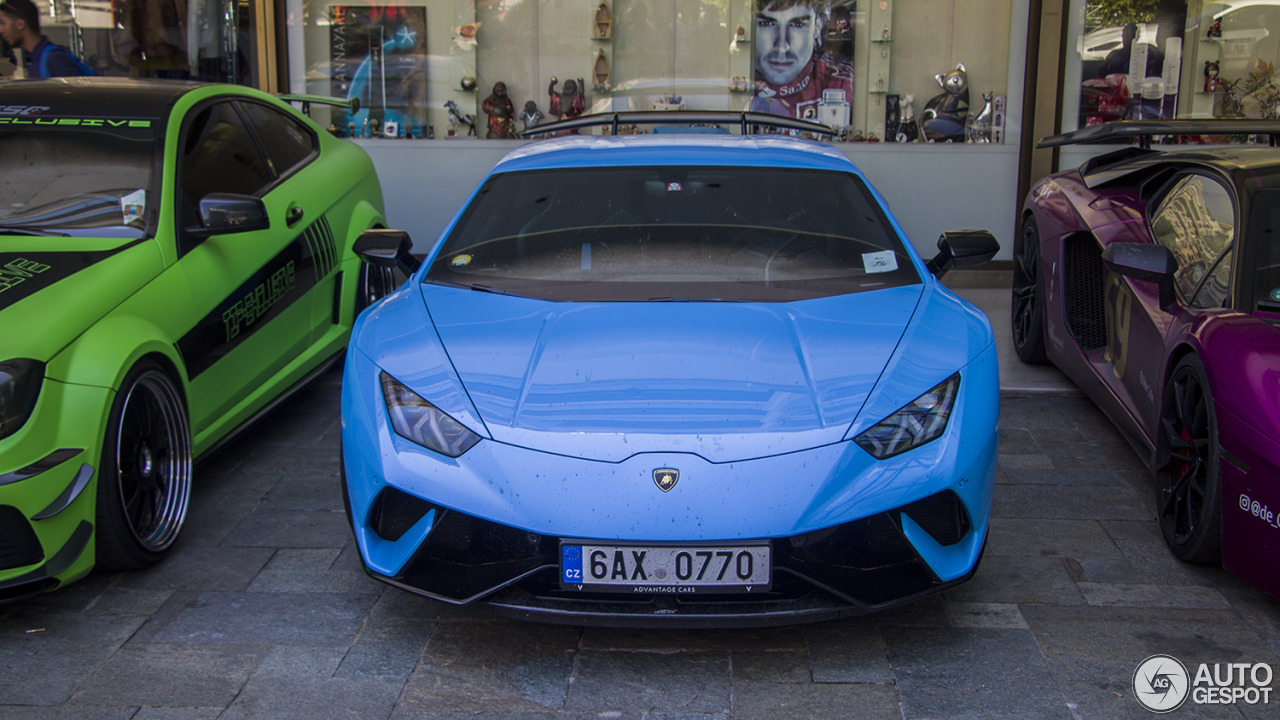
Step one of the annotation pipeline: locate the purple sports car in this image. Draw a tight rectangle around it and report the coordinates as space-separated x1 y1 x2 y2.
1013 120 1280 600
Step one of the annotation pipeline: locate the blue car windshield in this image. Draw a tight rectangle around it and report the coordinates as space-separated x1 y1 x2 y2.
428 165 921 302
0 127 157 238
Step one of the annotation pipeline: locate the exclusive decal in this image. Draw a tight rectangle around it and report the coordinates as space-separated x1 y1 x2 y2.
177 215 335 379
654 468 679 492
0 257 50 293
0 249 130 311
0 117 152 128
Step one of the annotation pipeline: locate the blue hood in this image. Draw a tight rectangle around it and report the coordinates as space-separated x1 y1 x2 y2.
391 284 924 462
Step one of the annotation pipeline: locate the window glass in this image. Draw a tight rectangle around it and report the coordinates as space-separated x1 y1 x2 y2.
429 166 919 302
1150 174 1234 307
41 0 265 86
285 0 1014 144
239 101 317 178
179 102 271 230
1064 0 1280 134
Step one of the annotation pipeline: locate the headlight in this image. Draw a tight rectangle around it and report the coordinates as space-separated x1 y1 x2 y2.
0 359 44 441
380 372 480 457
855 373 960 460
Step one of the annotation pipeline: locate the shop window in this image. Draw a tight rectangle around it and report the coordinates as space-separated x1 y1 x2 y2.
1066 0 1280 131
285 0 1016 144
33 0 264 85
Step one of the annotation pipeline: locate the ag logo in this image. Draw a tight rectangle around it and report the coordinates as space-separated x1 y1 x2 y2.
653 468 679 492
1134 654 1190 713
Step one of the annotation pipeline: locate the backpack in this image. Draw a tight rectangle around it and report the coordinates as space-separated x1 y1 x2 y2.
37 42 95 78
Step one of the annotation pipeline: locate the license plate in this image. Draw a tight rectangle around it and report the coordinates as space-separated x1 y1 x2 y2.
560 542 771 593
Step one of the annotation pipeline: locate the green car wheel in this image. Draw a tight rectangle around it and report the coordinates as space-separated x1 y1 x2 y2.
94 361 193 571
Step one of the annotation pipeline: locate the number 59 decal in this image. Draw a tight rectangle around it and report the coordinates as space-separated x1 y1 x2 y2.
1104 272 1133 379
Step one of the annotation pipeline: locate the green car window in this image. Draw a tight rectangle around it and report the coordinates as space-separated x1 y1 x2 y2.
0 127 156 237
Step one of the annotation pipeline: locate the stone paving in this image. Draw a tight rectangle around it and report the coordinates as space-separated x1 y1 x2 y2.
2 368 1278 719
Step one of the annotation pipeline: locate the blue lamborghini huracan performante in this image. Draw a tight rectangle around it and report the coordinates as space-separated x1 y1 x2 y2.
340 112 1001 627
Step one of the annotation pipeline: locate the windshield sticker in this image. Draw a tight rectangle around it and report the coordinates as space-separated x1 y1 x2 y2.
0 105 49 116
863 250 898 274
121 190 146 225
452 254 472 267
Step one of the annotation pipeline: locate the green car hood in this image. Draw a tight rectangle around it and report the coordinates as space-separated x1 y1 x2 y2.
0 237 165 364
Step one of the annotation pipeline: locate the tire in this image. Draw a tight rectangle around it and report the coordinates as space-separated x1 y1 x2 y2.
356 262 397 316
1154 354 1223 564
95 360 192 571
1011 214 1049 364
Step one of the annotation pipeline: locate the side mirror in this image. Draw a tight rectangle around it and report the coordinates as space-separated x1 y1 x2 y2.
355 228 421 274
1102 242 1177 311
187 193 269 238
926 230 1000 278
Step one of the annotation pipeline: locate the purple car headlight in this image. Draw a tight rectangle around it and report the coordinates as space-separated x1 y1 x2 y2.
855 374 960 460
379 372 480 458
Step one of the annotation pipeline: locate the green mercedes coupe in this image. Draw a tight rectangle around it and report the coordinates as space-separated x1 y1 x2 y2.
0 78 391 600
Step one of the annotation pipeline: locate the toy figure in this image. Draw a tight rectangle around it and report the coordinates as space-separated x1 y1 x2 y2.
1204 61 1220 93
549 77 587 130
897 93 919 142
968 91 994 143
443 99 476 136
920 62 970 142
520 100 545 133
481 81 517 138
1208 20 1222 39
594 3 612 39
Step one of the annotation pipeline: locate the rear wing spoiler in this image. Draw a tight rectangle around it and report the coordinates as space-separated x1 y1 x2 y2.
1038 119 1280 150
277 94 360 118
522 110 836 138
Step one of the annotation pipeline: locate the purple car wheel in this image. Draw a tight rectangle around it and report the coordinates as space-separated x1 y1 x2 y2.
1155 354 1223 564
1011 215 1048 364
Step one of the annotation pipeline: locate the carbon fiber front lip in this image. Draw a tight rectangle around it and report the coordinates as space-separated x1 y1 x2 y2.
0 519 92 603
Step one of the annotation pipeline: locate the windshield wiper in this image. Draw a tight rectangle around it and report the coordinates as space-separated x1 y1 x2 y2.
423 278 542 300
0 226 70 237
648 296 741 302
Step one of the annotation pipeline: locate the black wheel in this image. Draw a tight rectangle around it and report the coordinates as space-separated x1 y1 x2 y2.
356 263 397 315
95 360 192 570
1011 215 1049 364
1155 354 1222 564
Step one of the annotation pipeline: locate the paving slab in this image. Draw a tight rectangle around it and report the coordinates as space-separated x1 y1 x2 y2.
2 325 1279 719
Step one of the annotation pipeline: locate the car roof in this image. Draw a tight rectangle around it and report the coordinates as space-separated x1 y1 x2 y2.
0 77 207 119
493 133 861 175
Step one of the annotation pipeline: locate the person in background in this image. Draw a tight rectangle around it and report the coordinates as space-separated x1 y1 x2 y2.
0 0 93 77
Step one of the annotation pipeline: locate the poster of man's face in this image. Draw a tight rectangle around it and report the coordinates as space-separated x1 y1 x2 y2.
751 0 854 122
755 2 823 87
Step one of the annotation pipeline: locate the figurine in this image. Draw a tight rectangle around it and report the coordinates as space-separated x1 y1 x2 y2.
1204 61 1220 92
520 100 545 133
549 77 587 129
968 91 994 143
1207 19 1222 39
443 99 477 136
896 93 919 143
481 81 517 138
594 3 612 39
735 25 747 43
460 76 477 91
593 50 611 92
920 63 970 142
